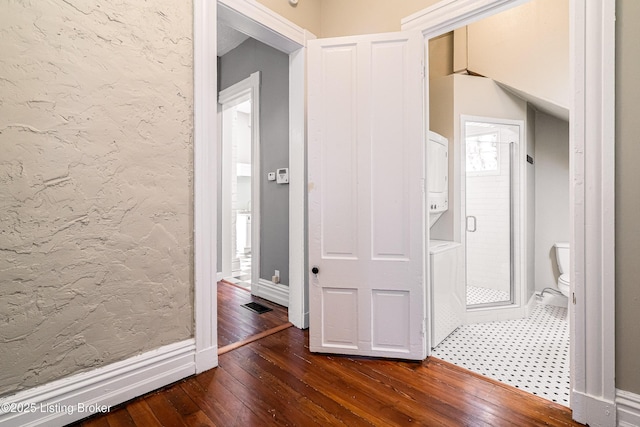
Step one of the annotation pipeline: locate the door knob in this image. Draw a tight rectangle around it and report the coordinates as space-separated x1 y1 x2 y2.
311 266 319 275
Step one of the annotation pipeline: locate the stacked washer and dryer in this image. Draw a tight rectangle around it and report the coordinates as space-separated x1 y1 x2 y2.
427 131 464 349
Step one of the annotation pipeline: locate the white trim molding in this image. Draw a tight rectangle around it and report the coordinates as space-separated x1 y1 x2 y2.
0 340 195 427
219 72 262 294
401 0 531 37
194 0 311 366
287 30 316 329
256 279 290 307
194 0 219 374
218 0 306 51
402 0 616 425
617 389 640 427
569 0 616 425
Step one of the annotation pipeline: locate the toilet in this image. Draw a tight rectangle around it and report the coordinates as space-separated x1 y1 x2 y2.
554 242 570 297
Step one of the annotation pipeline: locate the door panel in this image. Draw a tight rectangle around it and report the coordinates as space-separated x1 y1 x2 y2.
372 290 411 351
321 288 358 348
308 31 425 359
320 44 358 259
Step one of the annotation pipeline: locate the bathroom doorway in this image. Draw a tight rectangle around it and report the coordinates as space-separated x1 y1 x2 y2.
220 72 260 290
463 118 522 308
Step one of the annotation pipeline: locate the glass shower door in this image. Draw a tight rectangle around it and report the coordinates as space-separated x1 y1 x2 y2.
464 120 518 307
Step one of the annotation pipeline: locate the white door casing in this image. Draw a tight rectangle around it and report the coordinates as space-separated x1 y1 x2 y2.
194 0 310 373
308 31 427 359
219 72 261 293
402 0 616 424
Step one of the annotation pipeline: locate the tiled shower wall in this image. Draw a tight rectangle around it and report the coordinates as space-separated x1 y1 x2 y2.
465 135 512 293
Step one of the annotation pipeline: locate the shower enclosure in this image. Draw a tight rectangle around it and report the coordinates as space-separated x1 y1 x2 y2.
462 117 523 309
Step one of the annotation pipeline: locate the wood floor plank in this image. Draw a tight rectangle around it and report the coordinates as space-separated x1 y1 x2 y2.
79 415 110 427
123 400 161 427
144 391 189 427
71 318 583 427
431 358 575 423
317 353 486 426
164 383 202 418
333 354 527 426
220 351 324 426
181 410 216 427
196 363 283 427
231 344 366 426
244 335 436 426
103 407 135 427
252 327 580 426
180 374 242 427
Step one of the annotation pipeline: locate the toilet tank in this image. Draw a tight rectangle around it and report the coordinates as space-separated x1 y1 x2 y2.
554 242 570 274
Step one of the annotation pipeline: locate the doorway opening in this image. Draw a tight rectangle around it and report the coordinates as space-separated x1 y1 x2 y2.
424 2 570 407
220 73 260 291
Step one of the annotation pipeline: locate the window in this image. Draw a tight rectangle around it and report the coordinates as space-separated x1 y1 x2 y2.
466 131 499 175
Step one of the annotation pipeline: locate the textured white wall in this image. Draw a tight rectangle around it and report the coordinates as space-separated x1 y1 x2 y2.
0 0 193 396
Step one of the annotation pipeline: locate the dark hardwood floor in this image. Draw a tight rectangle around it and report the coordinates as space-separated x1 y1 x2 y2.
73 325 583 427
217 280 289 349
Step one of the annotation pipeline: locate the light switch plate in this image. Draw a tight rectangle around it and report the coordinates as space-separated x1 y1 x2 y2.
267 172 276 181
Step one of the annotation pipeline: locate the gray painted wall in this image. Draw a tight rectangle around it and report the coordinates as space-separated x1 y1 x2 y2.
0 0 193 397
218 38 290 286
616 0 640 395
526 105 536 302
533 111 569 293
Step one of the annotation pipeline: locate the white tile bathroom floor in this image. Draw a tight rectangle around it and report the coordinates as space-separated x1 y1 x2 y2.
432 302 570 406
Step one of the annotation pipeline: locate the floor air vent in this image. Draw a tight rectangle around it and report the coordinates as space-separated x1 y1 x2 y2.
241 302 272 314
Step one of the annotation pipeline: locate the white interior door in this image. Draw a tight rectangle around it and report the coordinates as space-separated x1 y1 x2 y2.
308 31 426 359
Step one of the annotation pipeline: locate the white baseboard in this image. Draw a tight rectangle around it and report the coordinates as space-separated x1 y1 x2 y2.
256 279 289 307
0 339 196 427
464 302 528 325
217 272 224 281
195 345 218 374
617 389 640 427
571 390 617 426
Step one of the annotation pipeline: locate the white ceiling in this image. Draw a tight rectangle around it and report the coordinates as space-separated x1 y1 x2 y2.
218 21 250 56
